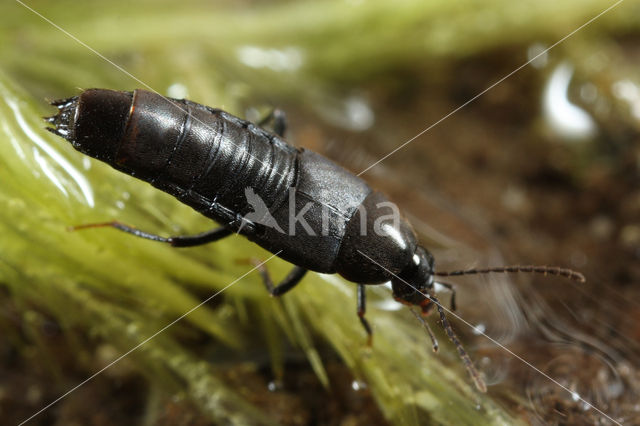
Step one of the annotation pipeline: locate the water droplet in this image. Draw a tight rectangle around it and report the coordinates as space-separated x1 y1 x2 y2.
351 380 367 391
580 83 598 103
167 83 188 99
473 323 486 335
527 43 549 69
612 79 640 120
543 63 597 140
237 46 304 72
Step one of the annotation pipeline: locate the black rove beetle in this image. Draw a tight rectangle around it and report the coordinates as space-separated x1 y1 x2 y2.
45 89 585 392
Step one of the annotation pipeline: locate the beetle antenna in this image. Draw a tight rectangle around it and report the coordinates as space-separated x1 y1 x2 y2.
409 307 438 352
430 294 487 393
435 265 585 283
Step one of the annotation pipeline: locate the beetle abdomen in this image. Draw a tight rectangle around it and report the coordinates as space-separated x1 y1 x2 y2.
55 89 298 225
124 90 298 220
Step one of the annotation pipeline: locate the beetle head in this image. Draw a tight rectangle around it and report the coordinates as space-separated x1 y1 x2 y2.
391 246 435 312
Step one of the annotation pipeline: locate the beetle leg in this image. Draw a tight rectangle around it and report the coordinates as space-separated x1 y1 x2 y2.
357 284 373 346
258 108 287 137
271 109 287 137
419 298 433 316
437 281 457 311
254 264 307 296
408 307 439 352
69 221 232 247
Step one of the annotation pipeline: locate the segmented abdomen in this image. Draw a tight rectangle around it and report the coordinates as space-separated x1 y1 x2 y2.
119 90 298 225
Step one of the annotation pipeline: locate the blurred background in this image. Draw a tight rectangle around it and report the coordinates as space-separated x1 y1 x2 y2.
0 0 639 424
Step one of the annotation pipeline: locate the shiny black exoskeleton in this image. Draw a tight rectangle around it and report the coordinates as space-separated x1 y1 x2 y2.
46 89 586 392
45 89 432 303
